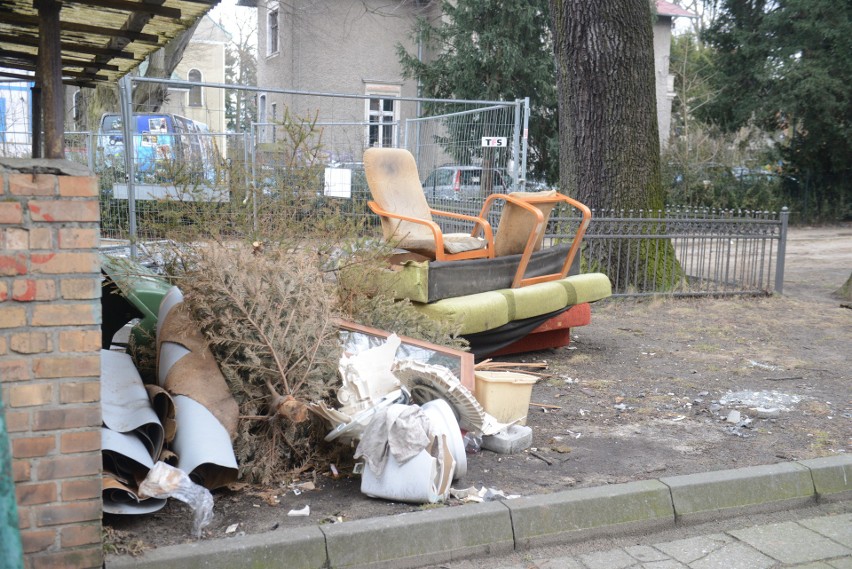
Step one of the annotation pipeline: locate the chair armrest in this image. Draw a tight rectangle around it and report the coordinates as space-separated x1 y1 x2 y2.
480 192 592 288
368 200 448 254
428 207 494 246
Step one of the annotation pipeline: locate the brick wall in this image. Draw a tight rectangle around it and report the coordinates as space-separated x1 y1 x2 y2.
1 159 102 569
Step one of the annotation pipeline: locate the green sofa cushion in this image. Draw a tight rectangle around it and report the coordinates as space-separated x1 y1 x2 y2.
414 273 611 335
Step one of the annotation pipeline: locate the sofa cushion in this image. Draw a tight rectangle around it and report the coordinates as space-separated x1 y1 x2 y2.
413 273 611 335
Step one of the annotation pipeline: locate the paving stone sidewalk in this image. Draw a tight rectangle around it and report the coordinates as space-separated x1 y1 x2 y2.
490 512 852 569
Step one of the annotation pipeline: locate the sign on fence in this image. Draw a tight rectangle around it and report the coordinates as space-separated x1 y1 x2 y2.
481 137 507 148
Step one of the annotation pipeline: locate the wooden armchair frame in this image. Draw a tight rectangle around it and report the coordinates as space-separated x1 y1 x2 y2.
478 192 591 288
367 200 494 262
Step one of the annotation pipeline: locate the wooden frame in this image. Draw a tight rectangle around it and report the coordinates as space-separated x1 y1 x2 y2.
478 192 592 288
336 318 475 392
367 200 495 262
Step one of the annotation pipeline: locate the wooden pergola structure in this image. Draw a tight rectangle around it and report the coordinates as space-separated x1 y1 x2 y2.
0 0 219 159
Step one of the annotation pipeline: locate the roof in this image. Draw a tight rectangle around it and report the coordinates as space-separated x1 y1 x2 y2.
0 0 219 87
655 1 697 18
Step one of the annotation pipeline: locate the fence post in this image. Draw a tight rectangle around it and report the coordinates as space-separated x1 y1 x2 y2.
774 206 789 294
118 74 138 258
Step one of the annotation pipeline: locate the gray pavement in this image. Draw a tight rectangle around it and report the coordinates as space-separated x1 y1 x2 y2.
107 455 852 569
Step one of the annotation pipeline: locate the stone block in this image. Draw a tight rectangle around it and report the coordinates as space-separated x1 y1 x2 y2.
506 479 674 549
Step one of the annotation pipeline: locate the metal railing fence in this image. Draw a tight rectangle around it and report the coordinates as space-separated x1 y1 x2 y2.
421 197 789 297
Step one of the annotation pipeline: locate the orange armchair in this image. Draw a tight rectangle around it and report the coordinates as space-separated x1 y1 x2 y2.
363 148 494 262
478 190 591 288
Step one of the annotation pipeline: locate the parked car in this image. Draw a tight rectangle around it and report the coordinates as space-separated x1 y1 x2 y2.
421 165 510 200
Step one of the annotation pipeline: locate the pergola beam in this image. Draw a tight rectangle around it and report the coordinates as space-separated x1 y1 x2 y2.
35 0 64 159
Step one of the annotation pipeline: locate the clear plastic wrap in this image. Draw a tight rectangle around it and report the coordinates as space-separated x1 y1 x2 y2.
138 462 214 538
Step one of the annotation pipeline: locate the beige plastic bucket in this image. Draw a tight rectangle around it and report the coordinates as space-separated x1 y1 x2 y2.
473 371 538 425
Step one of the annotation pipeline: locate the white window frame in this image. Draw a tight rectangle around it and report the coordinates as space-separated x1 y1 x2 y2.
364 84 400 149
267 2 280 57
258 93 269 142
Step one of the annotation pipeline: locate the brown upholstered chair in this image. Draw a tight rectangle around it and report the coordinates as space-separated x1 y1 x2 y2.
364 147 494 261
478 190 591 288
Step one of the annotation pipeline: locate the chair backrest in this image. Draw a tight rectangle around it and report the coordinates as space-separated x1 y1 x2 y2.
494 190 558 257
364 148 434 243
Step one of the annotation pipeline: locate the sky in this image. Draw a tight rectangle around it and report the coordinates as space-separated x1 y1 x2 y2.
208 0 257 46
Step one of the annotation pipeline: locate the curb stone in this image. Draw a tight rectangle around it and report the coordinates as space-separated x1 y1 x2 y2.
321 500 513 569
106 456 852 569
660 461 816 522
505 479 674 549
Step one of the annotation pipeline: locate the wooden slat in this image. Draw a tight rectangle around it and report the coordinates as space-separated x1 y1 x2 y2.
64 0 182 19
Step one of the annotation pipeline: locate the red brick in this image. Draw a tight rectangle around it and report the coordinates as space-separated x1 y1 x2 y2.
31 304 99 326
10 331 52 353
28 200 99 223
4 227 29 249
9 174 56 197
31 545 102 569
60 278 100 300
28 227 53 249
61 478 101 501
0 201 24 223
18 508 31 530
12 279 37 302
0 253 27 276
29 252 100 275
58 228 99 249
58 176 98 198
9 383 53 407
59 382 100 404
0 305 27 328
58 329 100 353
20 529 57 554
32 355 100 378
0 357 30 381
36 453 100 481
0 281 7 302
12 435 55 458
34 499 101 527
16 482 58 506
13 459 31 482
35 279 57 301
5 409 30 432
33 406 100 431
60 524 101 548
59 429 100 452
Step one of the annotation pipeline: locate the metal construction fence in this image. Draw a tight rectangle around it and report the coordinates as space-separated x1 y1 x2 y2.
1 74 788 298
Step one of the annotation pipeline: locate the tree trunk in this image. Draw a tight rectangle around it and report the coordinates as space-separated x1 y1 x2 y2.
549 0 681 291
132 21 200 112
833 271 852 301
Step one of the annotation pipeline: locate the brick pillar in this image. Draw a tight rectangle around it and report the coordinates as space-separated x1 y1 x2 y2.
1 159 102 569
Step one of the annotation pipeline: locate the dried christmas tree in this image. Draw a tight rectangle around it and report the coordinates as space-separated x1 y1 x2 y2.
178 244 342 484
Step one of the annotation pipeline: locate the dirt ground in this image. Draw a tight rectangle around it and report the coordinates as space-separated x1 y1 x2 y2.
104 224 852 554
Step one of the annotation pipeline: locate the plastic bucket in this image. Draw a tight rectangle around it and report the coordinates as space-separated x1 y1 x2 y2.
473 371 538 425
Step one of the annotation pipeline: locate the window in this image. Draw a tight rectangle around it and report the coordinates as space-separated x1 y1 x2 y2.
270 102 277 142
258 94 269 142
188 69 202 106
72 90 82 123
0 97 6 143
267 3 279 56
365 85 400 148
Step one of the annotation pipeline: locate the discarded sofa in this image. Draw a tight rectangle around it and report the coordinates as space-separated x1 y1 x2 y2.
362 147 612 358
